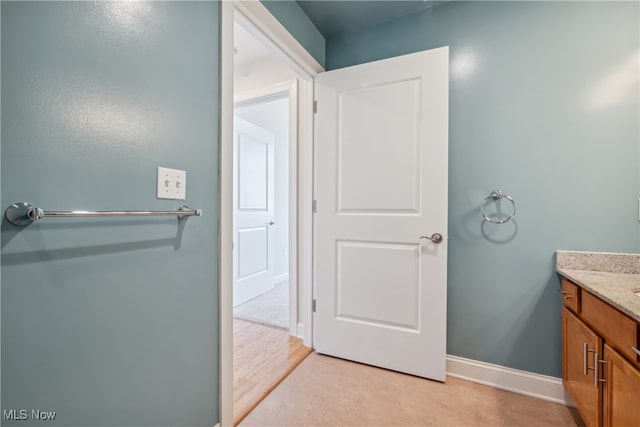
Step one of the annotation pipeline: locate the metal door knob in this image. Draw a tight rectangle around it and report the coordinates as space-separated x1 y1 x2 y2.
266 221 275 226
420 233 443 244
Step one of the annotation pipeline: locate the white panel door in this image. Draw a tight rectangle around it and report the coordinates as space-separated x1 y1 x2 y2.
314 47 449 381
233 116 275 307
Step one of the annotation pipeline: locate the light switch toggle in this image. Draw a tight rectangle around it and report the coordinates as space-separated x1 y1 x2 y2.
157 167 186 200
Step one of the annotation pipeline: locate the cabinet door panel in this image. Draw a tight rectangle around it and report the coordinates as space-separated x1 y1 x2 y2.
603 343 640 427
563 307 602 427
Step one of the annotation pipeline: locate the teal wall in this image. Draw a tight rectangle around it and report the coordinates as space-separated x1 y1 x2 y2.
324 1 639 377
1 2 219 425
261 0 326 68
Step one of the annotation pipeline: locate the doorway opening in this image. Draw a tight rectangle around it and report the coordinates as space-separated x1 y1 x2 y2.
229 11 317 425
233 97 289 330
220 2 322 425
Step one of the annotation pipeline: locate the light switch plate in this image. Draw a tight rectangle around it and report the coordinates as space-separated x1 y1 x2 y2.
157 167 186 200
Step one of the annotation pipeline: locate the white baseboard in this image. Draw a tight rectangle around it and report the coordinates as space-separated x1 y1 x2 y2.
296 321 305 339
274 272 289 284
446 355 575 407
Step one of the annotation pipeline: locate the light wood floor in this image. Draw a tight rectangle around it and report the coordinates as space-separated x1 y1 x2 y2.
240 352 586 427
233 318 312 426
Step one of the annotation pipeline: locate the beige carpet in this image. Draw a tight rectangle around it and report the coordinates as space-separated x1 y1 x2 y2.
240 352 585 427
233 281 289 329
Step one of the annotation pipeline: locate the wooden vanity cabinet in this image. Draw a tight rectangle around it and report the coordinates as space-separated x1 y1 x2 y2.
561 278 640 427
562 307 602 427
603 343 640 427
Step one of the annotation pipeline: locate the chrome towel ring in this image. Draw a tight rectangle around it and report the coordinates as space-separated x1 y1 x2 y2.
480 190 516 224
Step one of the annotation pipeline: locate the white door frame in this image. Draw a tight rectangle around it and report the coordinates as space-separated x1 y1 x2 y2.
235 79 299 337
220 1 323 425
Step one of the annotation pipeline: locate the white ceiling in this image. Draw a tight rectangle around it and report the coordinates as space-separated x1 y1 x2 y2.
234 21 275 67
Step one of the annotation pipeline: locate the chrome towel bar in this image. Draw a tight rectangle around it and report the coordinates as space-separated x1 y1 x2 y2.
5 202 202 226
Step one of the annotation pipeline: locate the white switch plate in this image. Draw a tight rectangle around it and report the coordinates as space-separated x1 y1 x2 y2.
157 167 186 200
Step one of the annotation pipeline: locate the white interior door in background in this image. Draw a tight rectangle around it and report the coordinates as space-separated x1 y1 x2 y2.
314 47 449 381
233 116 276 307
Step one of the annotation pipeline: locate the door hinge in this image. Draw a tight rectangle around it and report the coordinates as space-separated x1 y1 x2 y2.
312 299 317 312
313 100 317 113
312 199 317 213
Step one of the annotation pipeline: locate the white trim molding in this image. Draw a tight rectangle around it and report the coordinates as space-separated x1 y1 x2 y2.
296 322 305 339
446 355 575 407
218 1 233 427
219 2 234 426
274 272 289 284
234 79 295 105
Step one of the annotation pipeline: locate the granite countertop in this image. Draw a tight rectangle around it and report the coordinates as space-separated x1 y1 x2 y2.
556 251 640 323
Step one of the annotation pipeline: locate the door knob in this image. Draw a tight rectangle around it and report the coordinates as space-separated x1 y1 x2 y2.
266 221 275 226
420 233 443 244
